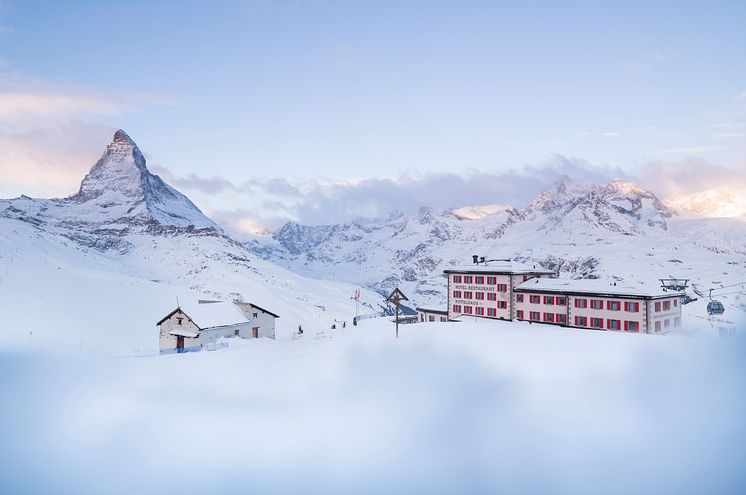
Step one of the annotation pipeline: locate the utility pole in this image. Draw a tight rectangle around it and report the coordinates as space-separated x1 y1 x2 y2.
386 288 409 339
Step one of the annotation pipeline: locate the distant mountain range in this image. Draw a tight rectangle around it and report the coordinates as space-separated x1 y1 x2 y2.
249 176 746 314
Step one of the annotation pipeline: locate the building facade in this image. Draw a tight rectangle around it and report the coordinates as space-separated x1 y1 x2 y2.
416 307 449 322
157 300 279 353
443 258 683 334
445 260 554 321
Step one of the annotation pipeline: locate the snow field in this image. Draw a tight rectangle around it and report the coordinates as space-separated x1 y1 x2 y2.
0 318 744 495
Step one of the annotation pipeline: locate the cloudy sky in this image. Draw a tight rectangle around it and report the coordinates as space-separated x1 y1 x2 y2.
0 0 744 233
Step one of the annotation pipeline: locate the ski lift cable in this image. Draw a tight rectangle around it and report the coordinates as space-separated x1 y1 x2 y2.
709 281 746 292
708 289 746 297
682 261 742 278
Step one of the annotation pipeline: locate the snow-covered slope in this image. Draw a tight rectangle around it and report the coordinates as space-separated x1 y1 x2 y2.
0 131 381 355
664 183 746 218
255 177 746 318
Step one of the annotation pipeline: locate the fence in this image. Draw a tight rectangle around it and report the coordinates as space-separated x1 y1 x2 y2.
133 341 229 357
353 312 383 325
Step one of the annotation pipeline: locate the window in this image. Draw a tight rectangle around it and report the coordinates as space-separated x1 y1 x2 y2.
575 298 588 308
624 321 639 332
544 296 554 305
464 291 473 299
487 308 496 317
464 276 473 284
674 299 678 307
557 297 567 306
557 313 567 324
544 313 554 323
429 315 435 322
464 306 473 314
487 293 497 301
607 301 621 311
453 304 461 313
664 319 670 328
662 301 671 311
530 295 541 304
530 311 540 321
607 319 621 330
487 276 497 285
497 301 507 309
176 317 183 326
517 310 524 319
234 329 240 336
453 275 462 283
590 317 604 329
497 284 508 292
475 276 484 284
590 299 604 310
575 316 587 326
440 316 447 322
674 317 681 327
655 302 661 312
475 307 485 316
516 294 524 303
655 321 661 332
453 290 462 298
475 292 485 300
624 302 639 312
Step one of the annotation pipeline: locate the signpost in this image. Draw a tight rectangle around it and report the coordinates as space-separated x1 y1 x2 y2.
386 287 409 339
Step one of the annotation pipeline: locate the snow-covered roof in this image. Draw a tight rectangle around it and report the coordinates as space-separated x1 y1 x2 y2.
514 278 672 299
415 307 448 314
444 260 554 275
159 301 249 330
169 327 199 338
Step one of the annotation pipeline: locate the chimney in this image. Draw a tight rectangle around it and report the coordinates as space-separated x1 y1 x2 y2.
472 255 479 264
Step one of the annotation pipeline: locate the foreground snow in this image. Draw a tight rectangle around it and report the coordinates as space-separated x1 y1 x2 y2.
1 318 744 494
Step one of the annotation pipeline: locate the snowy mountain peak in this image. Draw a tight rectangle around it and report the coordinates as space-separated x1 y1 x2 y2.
604 178 644 195
74 129 150 201
113 128 136 145
450 204 511 220
0 129 219 246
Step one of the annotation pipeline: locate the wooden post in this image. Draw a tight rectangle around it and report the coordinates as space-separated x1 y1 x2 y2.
386 288 409 340
395 298 400 339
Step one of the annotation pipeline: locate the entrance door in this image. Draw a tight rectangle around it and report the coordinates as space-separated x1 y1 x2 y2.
252 327 259 339
176 336 185 352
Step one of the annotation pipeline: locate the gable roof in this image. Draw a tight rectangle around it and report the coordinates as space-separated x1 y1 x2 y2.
387 288 409 301
156 301 249 330
247 303 280 319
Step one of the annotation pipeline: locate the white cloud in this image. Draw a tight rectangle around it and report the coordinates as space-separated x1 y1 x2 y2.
657 146 727 155
0 91 127 121
712 132 746 140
